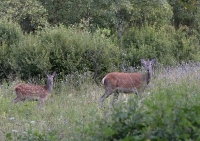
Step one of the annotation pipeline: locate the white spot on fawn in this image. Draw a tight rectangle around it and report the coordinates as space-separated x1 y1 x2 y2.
13 72 56 110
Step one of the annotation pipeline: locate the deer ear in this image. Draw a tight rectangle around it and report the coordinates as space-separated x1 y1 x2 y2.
151 58 155 64
140 59 145 64
140 59 145 63
52 72 57 76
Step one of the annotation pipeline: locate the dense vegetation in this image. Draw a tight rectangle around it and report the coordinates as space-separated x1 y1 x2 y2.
0 0 200 140
0 63 200 140
0 0 200 81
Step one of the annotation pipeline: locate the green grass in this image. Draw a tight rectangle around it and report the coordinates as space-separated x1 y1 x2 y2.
0 78 105 140
1 62 200 140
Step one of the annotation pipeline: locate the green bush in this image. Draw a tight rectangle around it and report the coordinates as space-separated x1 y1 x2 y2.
123 26 174 66
0 19 23 47
87 64 200 140
38 26 121 81
0 19 23 80
173 26 200 62
1 0 48 33
10 25 121 81
90 103 200 141
122 25 200 66
10 34 51 79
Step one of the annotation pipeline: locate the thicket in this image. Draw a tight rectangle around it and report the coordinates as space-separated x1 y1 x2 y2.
0 0 200 140
0 20 23 80
123 25 200 66
0 20 121 81
1 19 200 82
0 0 48 33
1 62 200 140
88 101 200 140
86 63 200 140
0 0 200 82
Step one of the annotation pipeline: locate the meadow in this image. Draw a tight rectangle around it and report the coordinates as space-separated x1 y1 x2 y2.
1 62 200 140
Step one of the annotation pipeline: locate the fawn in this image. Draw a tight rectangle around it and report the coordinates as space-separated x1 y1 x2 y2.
13 72 56 110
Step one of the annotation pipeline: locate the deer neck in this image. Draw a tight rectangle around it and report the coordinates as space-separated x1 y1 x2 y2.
143 71 151 85
45 80 53 93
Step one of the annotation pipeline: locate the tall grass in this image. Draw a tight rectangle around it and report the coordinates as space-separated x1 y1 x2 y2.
89 62 200 140
0 62 200 140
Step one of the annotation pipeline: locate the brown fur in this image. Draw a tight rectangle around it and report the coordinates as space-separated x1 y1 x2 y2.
100 59 155 107
13 72 56 110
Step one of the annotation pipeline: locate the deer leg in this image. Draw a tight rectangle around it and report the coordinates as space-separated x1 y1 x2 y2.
112 92 119 104
132 87 138 95
13 92 24 103
100 89 113 107
40 99 45 111
100 94 107 108
13 97 21 103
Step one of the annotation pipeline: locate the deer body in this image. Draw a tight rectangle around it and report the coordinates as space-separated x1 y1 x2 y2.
100 59 155 107
13 72 56 109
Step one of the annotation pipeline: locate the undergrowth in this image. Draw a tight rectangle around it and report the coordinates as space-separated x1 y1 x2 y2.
0 62 200 140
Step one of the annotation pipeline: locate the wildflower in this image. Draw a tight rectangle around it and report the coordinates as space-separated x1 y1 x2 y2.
30 121 35 124
24 103 28 106
63 121 67 125
9 117 15 120
12 130 18 133
106 113 109 117
3 112 6 119
123 100 128 103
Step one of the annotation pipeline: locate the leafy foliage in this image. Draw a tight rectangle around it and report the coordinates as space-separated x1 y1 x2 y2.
168 0 199 29
0 19 22 46
123 25 200 66
0 0 48 33
87 63 200 140
0 0 200 140
39 26 121 81
131 0 173 27
8 25 121 81
0 19 23 80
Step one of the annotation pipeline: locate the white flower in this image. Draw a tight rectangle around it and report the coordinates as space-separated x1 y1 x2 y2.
12 130 18 133
9 117 14 120
30 121 35 124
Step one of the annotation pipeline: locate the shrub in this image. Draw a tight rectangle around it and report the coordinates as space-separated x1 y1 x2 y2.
39 26 121 81
87 63 200 140
0 19 23 47
10 34 51 79
122 26 174 66
122 25 200 66
173 26 200 62
0 19 23 80
10 25 121 81
1 0 48 33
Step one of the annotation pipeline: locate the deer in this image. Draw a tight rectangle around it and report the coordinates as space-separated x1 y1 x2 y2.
100 59 155 107
13 72 56 110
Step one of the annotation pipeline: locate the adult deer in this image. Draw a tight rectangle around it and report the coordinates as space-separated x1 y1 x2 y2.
13 72 56 110
100 59 155 107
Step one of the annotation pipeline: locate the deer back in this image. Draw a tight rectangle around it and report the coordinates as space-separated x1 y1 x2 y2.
102 72 144 90
14 84 48 98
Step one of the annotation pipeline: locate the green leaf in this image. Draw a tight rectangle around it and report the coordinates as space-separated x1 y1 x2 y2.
6 132 12 140
102 127 116 137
